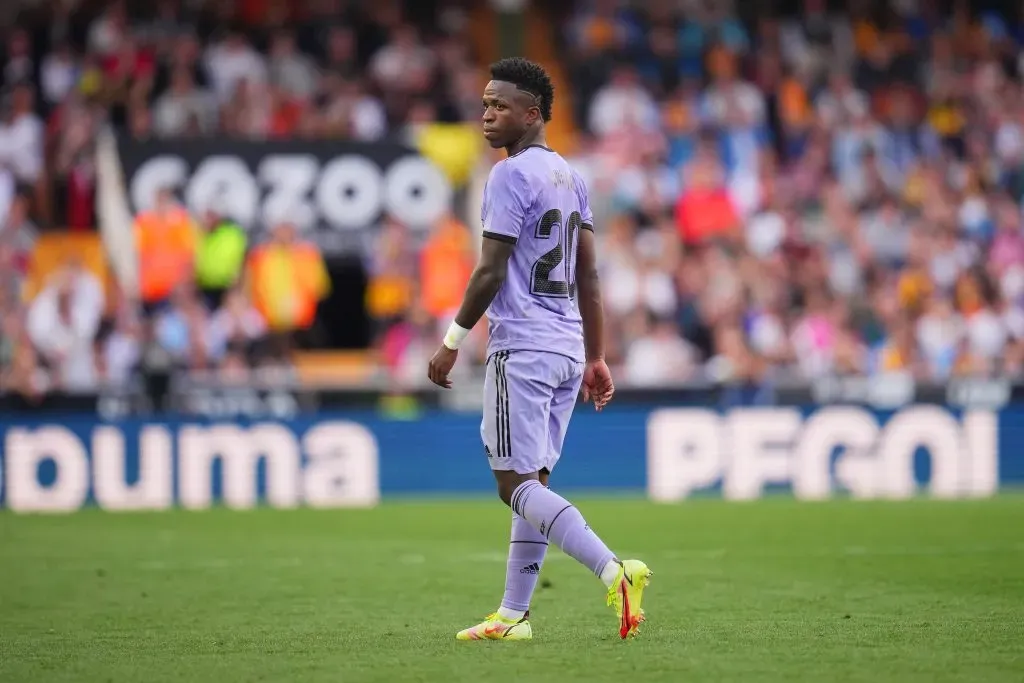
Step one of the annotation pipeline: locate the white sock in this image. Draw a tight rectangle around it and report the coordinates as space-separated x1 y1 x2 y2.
599 559 621 588
497 606 526 621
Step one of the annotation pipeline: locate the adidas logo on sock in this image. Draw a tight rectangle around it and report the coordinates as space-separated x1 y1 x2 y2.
520 562 541 575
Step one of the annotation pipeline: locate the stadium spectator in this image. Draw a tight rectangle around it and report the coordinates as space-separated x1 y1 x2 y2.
151 66 216 138
316 74 386 140
40 41 80 110
195 208 247 309
25 257 104 390
365 216 416 337
49 92 99 229
587 65 659 138
0 155 13 223
204 29 267 105
207 286 267 367
0 83 43 189
0 241 24 315
379 296 435 387
134 186 198 313
244 220 329 344
368 23 434 96
1 192 37 275
624 312 696 386
674 148 741 245
88 1 130 57
221 78 274 139
268 28 318 101
321 26 360 80
100 304 143 387
153 282 209 369
2 327 47 402
3 27 36 89
419 212 473 322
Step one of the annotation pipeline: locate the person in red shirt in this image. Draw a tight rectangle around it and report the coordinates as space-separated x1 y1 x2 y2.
101 36 156 83
674 148 740 246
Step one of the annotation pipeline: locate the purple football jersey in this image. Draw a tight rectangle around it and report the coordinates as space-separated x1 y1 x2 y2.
481 145 593 362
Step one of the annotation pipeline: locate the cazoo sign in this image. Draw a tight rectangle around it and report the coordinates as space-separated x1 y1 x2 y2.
647 406 999 501
118 139 452 254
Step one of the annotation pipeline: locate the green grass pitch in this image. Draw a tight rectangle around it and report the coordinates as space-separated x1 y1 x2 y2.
1 497 1023 683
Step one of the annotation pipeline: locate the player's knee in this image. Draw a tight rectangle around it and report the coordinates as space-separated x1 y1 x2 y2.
493 471 535 507
495 485 512 507
496 480 517 507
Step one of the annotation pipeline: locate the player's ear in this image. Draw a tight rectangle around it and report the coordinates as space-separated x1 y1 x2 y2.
525 104 540 126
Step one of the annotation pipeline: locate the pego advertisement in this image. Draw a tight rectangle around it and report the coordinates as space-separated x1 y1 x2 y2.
0 404 1021 512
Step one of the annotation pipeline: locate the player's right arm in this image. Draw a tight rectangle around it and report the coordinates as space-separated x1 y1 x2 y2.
427 162 528 388
576 225 614 409
452 161 530 330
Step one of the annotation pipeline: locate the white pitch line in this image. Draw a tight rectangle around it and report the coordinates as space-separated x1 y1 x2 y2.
73 543 1024 574
135 557 306 571
660 544 1024 561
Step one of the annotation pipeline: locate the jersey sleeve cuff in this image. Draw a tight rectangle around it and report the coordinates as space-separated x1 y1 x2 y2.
581 223 594 232
482 231 518 244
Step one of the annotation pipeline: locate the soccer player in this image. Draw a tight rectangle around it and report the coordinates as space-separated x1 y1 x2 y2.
427 57 652 641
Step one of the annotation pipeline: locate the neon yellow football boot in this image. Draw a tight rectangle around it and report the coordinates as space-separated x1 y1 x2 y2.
455 612 533 641
606 559 653 639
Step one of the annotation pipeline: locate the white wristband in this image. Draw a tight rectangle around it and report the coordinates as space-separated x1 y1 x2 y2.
443 321 471 350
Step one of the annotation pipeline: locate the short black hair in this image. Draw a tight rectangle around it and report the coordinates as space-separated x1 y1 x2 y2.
489 57 554 122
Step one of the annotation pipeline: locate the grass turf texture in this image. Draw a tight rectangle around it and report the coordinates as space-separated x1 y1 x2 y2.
1 498 1023 683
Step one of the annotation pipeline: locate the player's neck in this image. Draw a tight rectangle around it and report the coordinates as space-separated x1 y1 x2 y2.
505 128 548 158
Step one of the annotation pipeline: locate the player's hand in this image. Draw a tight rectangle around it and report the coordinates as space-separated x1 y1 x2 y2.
581 358 614 411
427 345 458 389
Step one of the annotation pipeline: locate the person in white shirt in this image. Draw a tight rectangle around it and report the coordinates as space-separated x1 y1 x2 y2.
87 1 128 56
206 287 266 364
0 84 44 186
0 165 13 225
4 28 35 86
268 30 318 101
204 30 267 104
26 259 105 391
369 24 435 93
625 312 696 386
41 41 80 108
152 67 215 137
588 66 660 137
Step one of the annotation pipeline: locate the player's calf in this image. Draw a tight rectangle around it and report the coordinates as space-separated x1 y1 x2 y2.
507 478 654 638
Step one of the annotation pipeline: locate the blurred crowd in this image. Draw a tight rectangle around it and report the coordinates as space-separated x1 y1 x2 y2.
0 0 485 395
557 0 1024 386
1 191 334 399
5 0 1024 395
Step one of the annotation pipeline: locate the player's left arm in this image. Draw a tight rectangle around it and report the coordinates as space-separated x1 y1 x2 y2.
574 170 614 409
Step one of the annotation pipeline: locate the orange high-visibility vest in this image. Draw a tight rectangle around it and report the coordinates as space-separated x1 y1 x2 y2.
246 242 330 331
420 218 473 317
134 207 197 303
